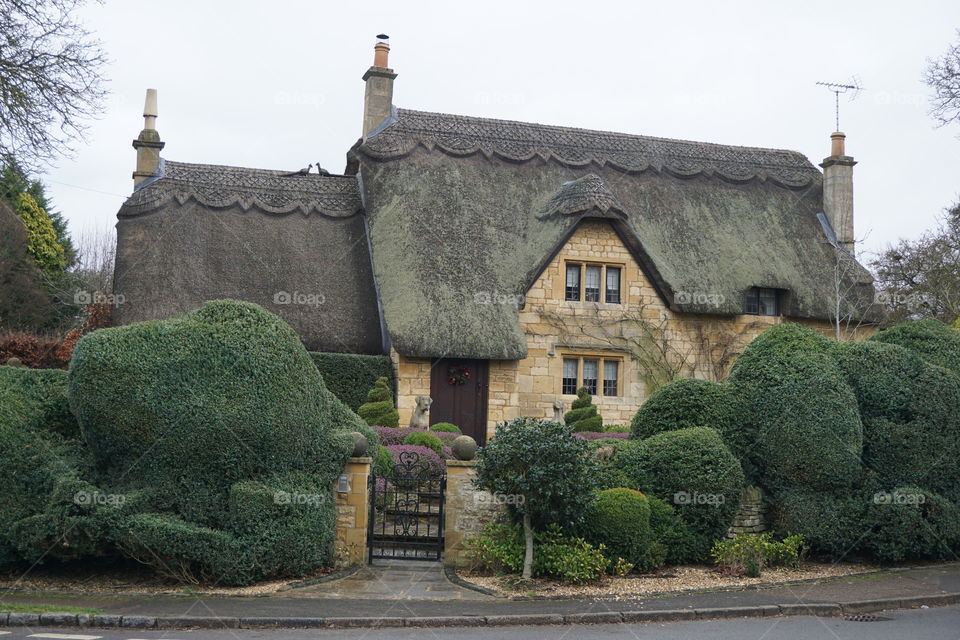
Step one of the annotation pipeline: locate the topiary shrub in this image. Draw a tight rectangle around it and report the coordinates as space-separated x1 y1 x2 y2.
68 300 356 585
772 490 868 560
308 352 394 411
430 422 462 434
630 378 738 441
646 495 689 566
564 387 602 432
620 427 744 562
357 376 399 427
861 487 960 563
587 438 637 491
870 318 960 376
402 430 444 456
581 488 657 571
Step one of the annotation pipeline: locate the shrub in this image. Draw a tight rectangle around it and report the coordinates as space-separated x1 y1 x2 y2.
630 378 737 440
647 495 689 566
564 387 603 432
466 523 614 583
430 422 462 434
385 445 446 475
402 431 444 456
581 488 657 571
308 352 394 412
357 376 399 427
473 418 599 578
773 490 869 560
620 427 744 562
835 340 930 422
587 439 636 491
861 487 960 563
68 300 355 585
870 318 960 375
710 533 806 577
574 431 628 441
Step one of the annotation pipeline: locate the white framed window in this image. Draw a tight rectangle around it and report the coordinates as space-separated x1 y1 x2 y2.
564 261 623 304
561 355 622 397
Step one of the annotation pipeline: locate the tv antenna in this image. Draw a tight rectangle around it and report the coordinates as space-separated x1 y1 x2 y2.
816 77 863 131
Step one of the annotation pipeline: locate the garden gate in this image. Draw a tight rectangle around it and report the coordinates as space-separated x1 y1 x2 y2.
368 450 446 561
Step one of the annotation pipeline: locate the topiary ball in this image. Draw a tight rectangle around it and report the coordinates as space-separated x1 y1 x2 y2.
630 378 738 440
581 488 654 571
402 430 444 456
430 422 462 434
451 435 477 460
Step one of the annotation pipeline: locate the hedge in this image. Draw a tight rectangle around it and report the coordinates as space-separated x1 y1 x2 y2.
772 490 868 560
870 318 960 376
620 427 743 562
68 300 356 584
309 352 394 412
629 378 739 441
564 387 602 432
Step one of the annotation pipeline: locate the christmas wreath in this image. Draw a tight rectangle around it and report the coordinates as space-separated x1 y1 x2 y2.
448 365 472 385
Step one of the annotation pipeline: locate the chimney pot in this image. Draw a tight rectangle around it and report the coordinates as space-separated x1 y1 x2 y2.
132 88 164 187
373 42 390 68
143 88 158 130
830 131 846 157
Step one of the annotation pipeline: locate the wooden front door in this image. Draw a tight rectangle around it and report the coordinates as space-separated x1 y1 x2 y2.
430 359 489 445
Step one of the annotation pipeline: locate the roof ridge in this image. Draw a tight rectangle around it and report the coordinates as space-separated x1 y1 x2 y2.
163 159 353 180
395 108 810 159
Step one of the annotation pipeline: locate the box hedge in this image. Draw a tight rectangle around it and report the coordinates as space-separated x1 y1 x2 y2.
870 318 960 375
620 427 743 562
67 300 359 584
581 488 657 571
309 352 394 412
629 378 740 442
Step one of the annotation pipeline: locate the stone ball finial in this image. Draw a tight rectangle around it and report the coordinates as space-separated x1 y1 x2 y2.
452 435 478 461
349 432 368 458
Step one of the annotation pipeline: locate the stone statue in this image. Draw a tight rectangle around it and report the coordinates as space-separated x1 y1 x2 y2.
552 399 565 423
410 395 432 429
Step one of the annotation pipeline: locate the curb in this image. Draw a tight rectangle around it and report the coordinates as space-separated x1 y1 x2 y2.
1 594 957 629
442 566 499 597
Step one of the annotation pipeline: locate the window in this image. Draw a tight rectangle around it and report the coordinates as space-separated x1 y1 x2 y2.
603 360 618 396
562 358 578 395
744 287 780 316
582 359 599 394
564 262 623 304
605 267 621 304
561 355 622 397
565 264 581 301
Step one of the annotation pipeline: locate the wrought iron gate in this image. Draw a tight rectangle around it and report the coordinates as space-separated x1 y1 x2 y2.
368 450 446 561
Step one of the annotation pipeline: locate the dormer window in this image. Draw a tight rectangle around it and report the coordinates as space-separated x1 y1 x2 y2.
564 261 622 304
744 287 780 316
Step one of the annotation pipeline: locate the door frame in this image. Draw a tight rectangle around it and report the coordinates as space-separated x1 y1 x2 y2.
429 358 489 446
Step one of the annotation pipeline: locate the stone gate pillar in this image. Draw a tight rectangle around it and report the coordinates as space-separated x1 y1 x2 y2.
333 456 371 565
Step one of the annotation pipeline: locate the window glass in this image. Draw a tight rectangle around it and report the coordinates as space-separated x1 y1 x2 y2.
603 360 618 396
758 288 778 316
743 290 759 315
565 264 581 301
605 267 621 304
585 265 601 302
562 358 578 395
582 359 598 395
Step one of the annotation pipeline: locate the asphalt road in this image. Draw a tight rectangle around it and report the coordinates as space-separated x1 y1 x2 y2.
2 607 960 640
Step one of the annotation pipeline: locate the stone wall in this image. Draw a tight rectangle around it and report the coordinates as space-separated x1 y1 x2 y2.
443 460 507 568
727 485 768 538
332 457 371 566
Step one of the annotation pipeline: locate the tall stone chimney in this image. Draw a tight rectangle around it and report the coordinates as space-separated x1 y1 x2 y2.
132 88 165 187
820 131 856 252
361 35 397 139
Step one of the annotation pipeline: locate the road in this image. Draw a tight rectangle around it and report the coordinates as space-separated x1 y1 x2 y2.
2 607 960 640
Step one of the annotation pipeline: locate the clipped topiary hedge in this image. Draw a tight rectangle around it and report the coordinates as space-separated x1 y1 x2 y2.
630 378 739 441
309 352 394 412
402 430 444 456
430 422 462 434
620 427 743 562
564 387 602 432
68 300 357 584
581 488 657 571
870 318 960 376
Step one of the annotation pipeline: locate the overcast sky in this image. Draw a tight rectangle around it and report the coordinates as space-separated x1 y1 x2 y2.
44 0 959 261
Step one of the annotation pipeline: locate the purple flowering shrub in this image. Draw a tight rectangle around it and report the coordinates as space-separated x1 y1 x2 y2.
372 426 458 451
385 444 446 474
574 431 629 441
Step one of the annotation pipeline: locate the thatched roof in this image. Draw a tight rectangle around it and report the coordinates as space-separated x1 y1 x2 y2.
356 109 875 360
113 160 385 354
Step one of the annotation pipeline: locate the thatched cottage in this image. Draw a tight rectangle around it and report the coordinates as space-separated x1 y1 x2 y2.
113 38 875 444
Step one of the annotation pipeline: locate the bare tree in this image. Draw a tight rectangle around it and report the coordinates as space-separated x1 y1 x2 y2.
0 0 108 171
71 222 116 295
924 29 960 131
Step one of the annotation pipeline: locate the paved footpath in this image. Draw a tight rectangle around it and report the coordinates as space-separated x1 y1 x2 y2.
0 563 958 629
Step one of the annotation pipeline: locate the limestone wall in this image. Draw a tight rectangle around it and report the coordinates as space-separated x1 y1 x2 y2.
443 460 507 568
727 485 769 538
332 457 371 566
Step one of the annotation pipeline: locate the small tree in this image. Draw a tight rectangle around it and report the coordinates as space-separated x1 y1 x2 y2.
564 387 602 431
357 376 399 427
473 417 599 579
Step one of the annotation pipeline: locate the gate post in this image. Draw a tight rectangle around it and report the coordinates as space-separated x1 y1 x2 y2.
333 456 371 566
444 460 509 568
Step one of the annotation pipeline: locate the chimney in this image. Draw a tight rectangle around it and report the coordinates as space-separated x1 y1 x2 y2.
132 88 165 187
361 35 397 140
820 131 856 252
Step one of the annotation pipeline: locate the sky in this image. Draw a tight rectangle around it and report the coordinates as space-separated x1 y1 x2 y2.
42 0 960 262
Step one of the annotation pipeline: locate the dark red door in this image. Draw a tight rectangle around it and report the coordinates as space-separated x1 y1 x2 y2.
430 359 489 446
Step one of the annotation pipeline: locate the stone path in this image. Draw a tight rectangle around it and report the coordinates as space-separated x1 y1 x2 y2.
285 560 494 600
